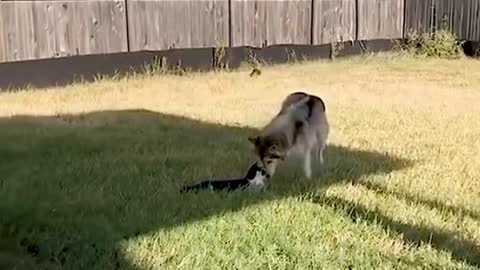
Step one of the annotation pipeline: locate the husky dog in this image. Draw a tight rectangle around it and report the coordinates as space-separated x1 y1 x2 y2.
180 162 269 193
248 91 329 179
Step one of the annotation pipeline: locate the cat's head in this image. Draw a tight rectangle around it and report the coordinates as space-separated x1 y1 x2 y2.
244 161 269 181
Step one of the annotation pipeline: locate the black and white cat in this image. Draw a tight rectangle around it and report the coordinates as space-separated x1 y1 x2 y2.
180 162 269 193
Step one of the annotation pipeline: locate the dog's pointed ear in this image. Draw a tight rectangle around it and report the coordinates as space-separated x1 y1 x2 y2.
248 136 259 145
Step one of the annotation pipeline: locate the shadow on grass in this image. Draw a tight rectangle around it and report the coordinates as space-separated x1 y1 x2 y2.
360 181 480 221
314 195 480 268
0 109 411 270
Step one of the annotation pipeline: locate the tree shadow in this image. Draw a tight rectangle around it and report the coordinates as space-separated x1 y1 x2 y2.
313 195 480 268
0 109 412 270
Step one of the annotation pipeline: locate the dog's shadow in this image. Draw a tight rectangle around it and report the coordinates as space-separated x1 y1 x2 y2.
0 109 413 269
269 144 410 195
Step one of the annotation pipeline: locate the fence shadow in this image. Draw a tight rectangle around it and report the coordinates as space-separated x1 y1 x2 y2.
314 195 480 268
0 109 411 270
359 181 480 221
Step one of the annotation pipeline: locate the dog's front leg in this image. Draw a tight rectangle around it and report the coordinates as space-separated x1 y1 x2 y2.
304 150 312 179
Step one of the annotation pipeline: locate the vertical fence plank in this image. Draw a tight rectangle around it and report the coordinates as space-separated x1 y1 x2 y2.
231 0 267 47
312 0 356 44
453 0 470 40
468 0 480 41
434 0 455 32
0 3 5 62
265 0 311 46
357 0 404 40
231 0 311 47
2 0 480 65
404 0 480 41
0 0 128 63
432 0 480 41
404 0 434 36
127 0 229 51
0 2 32 62
451 0 480 41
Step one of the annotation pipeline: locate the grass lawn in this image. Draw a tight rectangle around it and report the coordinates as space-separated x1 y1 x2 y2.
0 53 479 270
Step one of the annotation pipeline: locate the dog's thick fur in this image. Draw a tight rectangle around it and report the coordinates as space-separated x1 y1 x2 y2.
248 91 329 179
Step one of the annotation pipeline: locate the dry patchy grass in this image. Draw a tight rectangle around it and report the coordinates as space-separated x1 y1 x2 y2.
0 53 479 270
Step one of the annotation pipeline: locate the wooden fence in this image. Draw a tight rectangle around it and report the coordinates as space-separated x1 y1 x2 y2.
1 0 479 64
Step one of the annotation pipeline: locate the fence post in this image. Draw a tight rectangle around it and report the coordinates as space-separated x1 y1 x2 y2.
310 0 315 45
228 0 232 48
124 0 131 53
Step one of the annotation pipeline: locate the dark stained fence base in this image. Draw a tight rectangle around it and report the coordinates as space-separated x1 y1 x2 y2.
0 49 214 91
225 39 399 68
0 39 451 91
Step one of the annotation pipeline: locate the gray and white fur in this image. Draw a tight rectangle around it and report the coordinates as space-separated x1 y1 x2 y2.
248 91 329 179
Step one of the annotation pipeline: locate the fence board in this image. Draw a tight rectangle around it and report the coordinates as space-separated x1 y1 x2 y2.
312 0 356 44
265 0 311 46
450 0 480 41
231 0 311 47
404 0 434 35
467 0 480 41
453 0 470 39
230 0 267 47
435 0 455 32
0 0 127 63
127 0 229 51
0 0 86 1
357 0 404 40
0 4 4 62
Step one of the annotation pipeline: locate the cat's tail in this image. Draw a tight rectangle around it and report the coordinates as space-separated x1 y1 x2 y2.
180 186 191 193
180 185 197 193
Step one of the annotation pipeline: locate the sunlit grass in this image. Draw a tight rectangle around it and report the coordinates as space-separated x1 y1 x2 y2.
0 53 479 269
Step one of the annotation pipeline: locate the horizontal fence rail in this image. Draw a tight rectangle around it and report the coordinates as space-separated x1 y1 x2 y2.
0 0 479 64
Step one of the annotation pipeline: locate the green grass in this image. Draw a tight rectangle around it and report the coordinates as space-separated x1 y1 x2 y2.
1 54 480 269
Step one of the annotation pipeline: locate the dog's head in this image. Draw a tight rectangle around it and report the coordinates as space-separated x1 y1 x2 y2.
248 135 286 176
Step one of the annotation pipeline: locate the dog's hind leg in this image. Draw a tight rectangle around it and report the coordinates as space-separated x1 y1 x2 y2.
316 143 326 164
315 124 328 165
